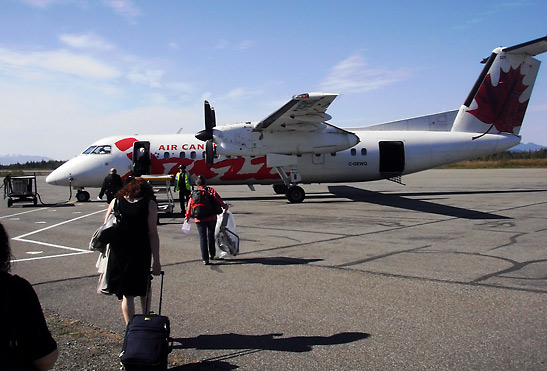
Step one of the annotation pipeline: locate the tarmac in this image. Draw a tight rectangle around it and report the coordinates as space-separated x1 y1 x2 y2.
2 168 546 370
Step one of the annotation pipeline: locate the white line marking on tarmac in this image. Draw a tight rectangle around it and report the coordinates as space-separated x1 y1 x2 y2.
0 208 44 219
11 209 106 262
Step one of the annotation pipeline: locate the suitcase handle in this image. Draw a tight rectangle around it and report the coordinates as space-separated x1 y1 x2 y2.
146 271 165 315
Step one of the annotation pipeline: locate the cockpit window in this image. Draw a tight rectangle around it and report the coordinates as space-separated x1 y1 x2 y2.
93 145 111 154
83 145 111 155
83 146 96 154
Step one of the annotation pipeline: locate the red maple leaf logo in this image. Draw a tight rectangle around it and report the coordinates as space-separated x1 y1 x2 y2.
468 65 530 133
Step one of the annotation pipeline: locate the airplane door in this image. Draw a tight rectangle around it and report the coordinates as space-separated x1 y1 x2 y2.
132 141 151 176
379 141 405 177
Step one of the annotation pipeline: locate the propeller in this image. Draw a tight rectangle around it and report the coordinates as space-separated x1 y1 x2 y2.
195 100 216 165
195 100 215 141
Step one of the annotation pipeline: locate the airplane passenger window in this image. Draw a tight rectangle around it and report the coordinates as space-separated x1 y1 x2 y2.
361 148 367 156
330 152 336 156
83 146 97 154
164 152 170 159
191 151 196 159
179 152 185 159
351 148 356 156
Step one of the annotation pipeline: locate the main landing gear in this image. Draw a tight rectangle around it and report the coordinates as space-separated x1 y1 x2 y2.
274 166 306 203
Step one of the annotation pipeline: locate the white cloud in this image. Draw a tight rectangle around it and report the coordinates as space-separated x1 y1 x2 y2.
219 87 263 101
59 32 116 51
319 53 411 94
127 68 164 88
20 0 62 8
238 40 256 50
101 0 142 18
0 47 120 80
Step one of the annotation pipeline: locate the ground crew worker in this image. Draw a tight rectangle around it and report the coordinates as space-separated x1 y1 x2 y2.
175 165 192 211
98 168 123 203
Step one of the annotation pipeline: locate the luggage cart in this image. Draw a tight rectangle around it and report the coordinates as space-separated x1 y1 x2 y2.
3 174 38 207
141 175 175 215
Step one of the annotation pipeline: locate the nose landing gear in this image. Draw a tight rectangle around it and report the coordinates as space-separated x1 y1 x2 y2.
76 190 90 202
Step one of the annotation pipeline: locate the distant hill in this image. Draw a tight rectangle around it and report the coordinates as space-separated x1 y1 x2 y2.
510 142 546 152
0 154 53 165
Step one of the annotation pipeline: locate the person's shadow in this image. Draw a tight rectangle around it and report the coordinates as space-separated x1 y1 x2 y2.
169 331 370 369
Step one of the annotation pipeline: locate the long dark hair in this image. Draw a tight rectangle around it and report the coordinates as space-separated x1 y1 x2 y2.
0 223 12 272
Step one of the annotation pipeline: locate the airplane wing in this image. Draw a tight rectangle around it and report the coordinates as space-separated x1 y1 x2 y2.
253 92 338 132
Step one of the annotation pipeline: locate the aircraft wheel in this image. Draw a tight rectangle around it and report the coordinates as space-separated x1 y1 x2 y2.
273 184 288 194
286 186 305 203
33 196 38 206
7 198 13 207
76 191 90 202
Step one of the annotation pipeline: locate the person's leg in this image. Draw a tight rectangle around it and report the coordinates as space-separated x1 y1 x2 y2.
206 220 216 259
179 190 185 212
195 222 209 263
140 294 151 314
121 296 135 324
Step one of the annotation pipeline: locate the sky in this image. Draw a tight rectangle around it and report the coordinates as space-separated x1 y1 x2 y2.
0 0 546 160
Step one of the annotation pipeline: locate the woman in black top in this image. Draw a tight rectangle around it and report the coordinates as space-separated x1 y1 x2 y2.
104 178 161 324
0 222 58 370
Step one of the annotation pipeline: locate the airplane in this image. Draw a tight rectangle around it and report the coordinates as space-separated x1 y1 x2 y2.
46 36 547 203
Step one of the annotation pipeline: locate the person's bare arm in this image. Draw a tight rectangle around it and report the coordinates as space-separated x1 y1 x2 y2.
148 200 161 275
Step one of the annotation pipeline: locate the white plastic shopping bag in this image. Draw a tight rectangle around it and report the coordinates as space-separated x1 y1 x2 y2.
215 210 239 257
181 219 192 234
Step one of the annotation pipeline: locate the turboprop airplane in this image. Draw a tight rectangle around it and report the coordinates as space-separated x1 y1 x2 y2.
46 36 547 203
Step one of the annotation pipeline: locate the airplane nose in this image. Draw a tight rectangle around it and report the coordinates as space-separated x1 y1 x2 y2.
46 168 68 186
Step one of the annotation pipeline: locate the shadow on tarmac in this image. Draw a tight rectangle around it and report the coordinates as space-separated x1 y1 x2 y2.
327 186 521 219
220 257 323 266
172 330 370 354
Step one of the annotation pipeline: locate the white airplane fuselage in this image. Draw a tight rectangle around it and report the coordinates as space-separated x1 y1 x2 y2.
45 129 519 188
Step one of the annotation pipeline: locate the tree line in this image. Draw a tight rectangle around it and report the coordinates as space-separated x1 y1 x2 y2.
474 148 547 161
0 160 65 171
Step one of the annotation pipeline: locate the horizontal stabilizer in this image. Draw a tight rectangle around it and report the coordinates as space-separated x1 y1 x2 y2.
503 35 547 56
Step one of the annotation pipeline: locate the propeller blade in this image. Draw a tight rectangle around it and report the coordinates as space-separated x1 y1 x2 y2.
196 100 215 141
205 139 215 166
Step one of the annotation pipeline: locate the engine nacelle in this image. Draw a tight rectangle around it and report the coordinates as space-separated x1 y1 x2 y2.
213 123 360 156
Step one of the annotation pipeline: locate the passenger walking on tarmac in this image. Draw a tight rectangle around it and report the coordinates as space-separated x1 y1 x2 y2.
98 168 123 203
185 175 228 265
0 222 59 370
174 165 192 212
103 178 162 324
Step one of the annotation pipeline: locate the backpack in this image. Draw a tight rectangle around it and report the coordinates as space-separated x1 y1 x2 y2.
191 187 222 219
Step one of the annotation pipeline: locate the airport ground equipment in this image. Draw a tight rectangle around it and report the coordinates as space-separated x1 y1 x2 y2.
3 174 38 207
141 175 175 216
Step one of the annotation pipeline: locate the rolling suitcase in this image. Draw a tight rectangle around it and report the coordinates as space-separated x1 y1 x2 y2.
120 271 172 370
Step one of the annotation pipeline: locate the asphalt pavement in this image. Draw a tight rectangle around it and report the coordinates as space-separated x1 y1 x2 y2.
2 169 546 370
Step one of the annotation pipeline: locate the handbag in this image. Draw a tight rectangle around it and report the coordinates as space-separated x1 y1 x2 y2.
89 199 122 253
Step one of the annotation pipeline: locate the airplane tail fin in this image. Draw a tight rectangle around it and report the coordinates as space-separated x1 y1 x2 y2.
451 36 547 136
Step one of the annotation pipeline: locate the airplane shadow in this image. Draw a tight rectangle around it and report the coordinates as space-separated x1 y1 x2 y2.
326 186 520 220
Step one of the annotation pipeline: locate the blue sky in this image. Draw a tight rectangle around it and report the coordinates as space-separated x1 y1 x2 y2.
1 0 546 160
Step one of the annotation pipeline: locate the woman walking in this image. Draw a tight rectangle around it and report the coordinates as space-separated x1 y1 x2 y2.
104 178 161 324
